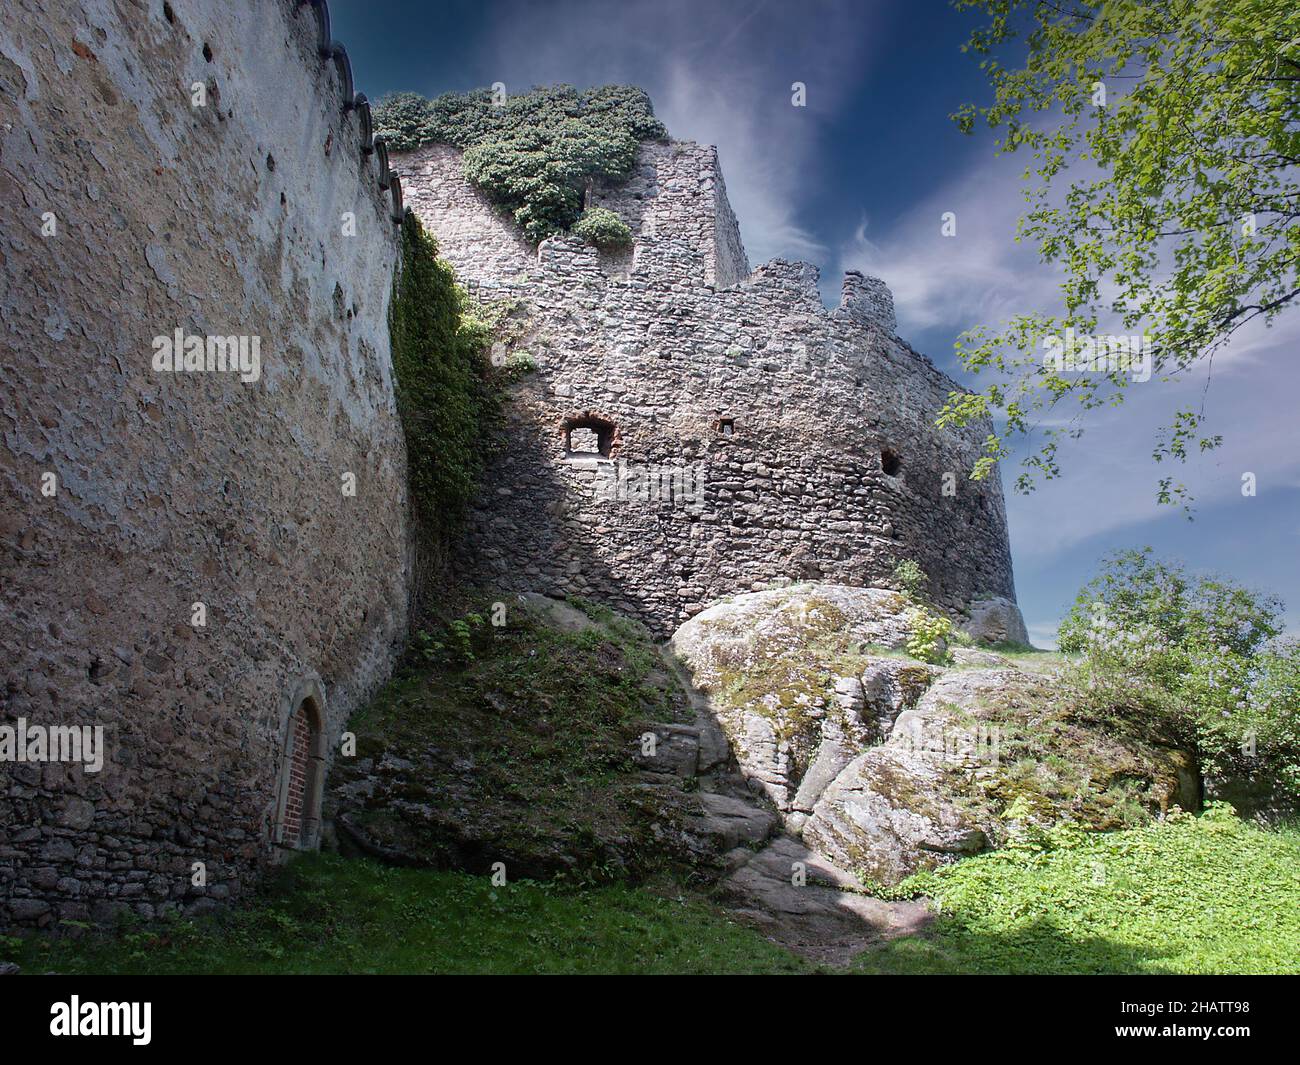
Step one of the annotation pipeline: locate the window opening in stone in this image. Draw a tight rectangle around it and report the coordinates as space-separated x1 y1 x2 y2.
562 415 615 458
714 417 735 437
881 449 902 477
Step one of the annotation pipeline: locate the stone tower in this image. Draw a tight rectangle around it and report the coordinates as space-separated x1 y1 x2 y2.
395 139 1021 634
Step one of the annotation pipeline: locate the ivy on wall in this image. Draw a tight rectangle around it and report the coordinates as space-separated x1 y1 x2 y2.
389 211 498 540
373 84 664 244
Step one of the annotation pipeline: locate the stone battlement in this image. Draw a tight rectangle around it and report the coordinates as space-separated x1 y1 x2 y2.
395 139 1019 635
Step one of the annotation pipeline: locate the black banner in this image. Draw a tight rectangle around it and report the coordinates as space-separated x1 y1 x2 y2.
0 974 1290 1050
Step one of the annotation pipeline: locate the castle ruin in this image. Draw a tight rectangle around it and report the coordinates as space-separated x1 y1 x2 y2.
398 140 1017 633
0 0 1021 928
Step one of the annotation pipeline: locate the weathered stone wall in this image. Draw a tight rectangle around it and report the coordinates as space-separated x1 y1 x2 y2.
396 139 1018 635
0 0 409 927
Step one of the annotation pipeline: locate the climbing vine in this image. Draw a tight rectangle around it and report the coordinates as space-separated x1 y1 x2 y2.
389 211 498 540
373 84 666 244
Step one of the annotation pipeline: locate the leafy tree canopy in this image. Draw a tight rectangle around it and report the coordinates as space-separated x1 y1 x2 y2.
373 85 667 244
941 0 1300 508
1059 547 1300 805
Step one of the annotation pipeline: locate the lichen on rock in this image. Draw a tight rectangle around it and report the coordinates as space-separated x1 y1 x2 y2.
670 583 1202 886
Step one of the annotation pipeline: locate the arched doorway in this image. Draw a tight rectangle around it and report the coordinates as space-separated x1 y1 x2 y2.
273 677 328 852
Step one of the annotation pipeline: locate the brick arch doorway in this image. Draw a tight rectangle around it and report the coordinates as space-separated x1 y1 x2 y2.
272 677 328 852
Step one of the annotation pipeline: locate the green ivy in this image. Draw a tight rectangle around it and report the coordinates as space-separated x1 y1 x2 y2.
373 84 666 244
389 212 498 540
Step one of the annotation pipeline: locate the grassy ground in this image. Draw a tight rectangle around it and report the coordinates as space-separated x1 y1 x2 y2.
5 853 808 975
7 809 1297 975
856 806 1300 974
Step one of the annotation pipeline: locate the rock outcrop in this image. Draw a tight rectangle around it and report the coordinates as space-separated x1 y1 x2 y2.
962 595 1030 646
671 583 1201 885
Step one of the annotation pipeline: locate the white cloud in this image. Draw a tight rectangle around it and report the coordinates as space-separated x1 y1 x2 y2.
478 0 877 266
836 147 1300 560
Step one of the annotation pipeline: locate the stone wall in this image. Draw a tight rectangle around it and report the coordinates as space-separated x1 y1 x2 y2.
396 139 1018 636
0 0 410 927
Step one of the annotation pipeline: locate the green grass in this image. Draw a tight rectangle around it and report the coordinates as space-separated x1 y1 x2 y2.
338 596 693 879
857 806 1300 974
5 853 808 976
8 811 1298 975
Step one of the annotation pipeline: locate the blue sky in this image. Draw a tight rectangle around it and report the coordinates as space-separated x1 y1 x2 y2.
332 0 1300 645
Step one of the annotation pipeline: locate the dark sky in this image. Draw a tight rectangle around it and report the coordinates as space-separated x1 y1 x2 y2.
330 0 1300 643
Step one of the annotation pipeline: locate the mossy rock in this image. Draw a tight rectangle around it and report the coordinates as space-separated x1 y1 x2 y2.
328 594 698 883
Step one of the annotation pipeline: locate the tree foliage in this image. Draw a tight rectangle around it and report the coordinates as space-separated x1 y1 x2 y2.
941 0 1300 506
1059 548 1300 804
373 85 666 244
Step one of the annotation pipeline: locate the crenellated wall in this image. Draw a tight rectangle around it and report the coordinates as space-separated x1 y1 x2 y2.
0 0 410 927
396 138 1019 636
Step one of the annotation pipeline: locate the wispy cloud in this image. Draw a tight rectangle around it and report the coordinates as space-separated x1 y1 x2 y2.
478 0 876 265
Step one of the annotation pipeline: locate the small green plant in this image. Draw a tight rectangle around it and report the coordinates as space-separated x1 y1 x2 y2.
447 612 487 665
500 351 538 381
414 628 444 664
893 559 951 664
571 206 633 249
905 606 952 665
893 559 927 600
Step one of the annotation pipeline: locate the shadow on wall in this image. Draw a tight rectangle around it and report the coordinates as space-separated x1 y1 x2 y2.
455 396 1011 638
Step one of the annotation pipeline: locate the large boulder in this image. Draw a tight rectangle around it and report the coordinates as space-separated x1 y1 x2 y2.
671 584 1201 886
669 585 937 815
963 595 1030 646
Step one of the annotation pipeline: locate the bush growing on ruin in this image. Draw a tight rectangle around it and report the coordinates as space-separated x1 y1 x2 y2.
893 559 951 664
1059 548 1300 804
373 84 667 243
571 206 633 250
892 559 928 600
371 91 437 152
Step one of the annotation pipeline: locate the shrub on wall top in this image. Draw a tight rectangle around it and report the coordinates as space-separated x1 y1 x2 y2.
373 84 666 244
571 207 633 250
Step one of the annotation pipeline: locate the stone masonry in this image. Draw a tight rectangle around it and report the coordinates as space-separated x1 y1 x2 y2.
0 0 410 927
396 139 1020 635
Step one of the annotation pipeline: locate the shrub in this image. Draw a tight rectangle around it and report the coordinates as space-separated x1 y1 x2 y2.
1058 548 1300 805
571 207 632 250
372 84 666 244
892 559 927 600
893 559 950 664
905 606 953 665
371 91 437 152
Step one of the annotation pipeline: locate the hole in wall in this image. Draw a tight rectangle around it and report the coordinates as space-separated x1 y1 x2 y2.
265 153 276 172
202 41 213 62
163 2 175 24
881 449 902 477
561 414 616 458
713 416 735 437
